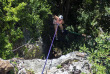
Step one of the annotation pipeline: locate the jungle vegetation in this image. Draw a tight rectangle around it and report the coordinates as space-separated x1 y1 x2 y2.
0 0 110 73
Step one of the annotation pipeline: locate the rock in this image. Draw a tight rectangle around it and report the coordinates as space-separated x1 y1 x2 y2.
17 51 92 74
53 48 62 58
0 51 92 74
0 59 14 74
76 52 87 57
24 37 43 59
10 58 28 74
18 68 27 74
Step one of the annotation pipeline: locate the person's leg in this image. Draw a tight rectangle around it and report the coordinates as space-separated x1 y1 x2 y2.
54 24 58 35
59 24 64 33
54 24 58 40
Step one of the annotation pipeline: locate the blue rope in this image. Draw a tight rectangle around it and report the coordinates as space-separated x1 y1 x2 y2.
41 24 59 74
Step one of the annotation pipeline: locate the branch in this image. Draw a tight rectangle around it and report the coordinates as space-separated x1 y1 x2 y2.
99 27 104 33
12 38 33 52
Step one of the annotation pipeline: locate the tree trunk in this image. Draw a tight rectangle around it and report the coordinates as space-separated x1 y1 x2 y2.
64 0 70 22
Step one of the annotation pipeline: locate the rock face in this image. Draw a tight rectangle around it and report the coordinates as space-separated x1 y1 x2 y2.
0 51 92 74
17 51 92 74
0 59 14 74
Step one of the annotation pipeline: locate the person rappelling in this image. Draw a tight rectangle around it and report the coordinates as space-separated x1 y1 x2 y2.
53 15 64 40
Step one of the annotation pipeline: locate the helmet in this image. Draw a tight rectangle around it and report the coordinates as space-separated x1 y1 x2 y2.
59 15 63 20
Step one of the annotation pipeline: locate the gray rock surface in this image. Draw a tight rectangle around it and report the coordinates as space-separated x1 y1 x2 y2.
17 51 92 74
0 51 92 74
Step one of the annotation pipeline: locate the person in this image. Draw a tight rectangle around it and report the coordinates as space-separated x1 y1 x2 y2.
53 15 64 40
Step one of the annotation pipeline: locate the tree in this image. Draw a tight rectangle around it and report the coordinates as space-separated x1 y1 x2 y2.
0 0 51 59
0 0 26 59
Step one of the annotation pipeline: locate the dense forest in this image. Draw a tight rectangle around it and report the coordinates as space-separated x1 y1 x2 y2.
0 0 110 73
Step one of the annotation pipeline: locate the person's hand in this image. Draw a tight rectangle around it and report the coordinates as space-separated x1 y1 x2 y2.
82 34 86 37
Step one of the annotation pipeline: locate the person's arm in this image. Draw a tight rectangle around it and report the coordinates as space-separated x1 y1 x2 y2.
54 15 59 20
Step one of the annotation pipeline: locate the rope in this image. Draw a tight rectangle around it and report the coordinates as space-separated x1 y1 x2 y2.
41 24 59 74
69 31 81 36
69 31 91 38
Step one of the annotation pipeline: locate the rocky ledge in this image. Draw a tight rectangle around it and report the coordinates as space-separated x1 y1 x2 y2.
0 51 92 74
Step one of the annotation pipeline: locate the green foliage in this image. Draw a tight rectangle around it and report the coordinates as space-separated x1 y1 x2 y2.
0 0 51 59
0 0 27 59
23 44 44 59
26 69 35 74
85 0 92 4
0 33 13 59
66 25 74 32
56 64 62 69
62 1 110 73
23 46 36 59
75 3 110 73
77 0 110 36
10 61 18 73
80 33 110 74
81 72 86 74
10 28 24 42
3 1 27 22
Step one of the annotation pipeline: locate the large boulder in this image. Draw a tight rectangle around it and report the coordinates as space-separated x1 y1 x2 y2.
0 59 14 74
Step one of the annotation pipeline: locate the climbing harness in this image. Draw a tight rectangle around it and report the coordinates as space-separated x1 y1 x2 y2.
41 24 59 74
